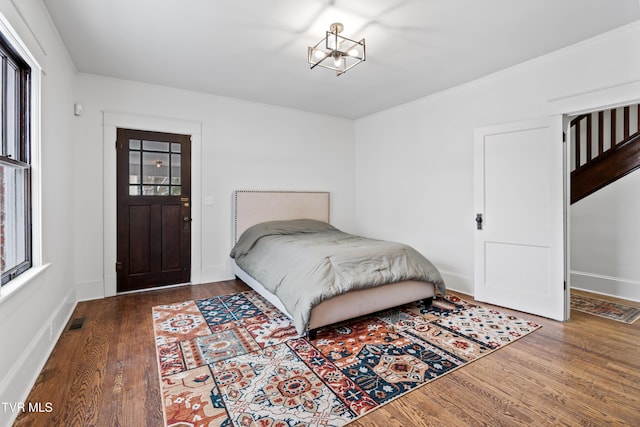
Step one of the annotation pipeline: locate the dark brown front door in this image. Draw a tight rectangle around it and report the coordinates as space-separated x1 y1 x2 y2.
116 128 191 292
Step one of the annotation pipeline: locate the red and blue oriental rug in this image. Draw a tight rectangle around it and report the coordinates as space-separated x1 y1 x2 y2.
571 293 640 324
153 290 540 426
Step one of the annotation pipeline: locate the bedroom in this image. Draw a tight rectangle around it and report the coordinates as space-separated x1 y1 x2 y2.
0 0 639 426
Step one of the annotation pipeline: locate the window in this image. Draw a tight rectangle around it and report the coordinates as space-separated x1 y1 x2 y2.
128 139 182 196
0 34 31 285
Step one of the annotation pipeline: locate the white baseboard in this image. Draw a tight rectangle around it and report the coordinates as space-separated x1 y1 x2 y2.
77 266 237 302
439 270 473 296
199 263 235 284
570 271 640 302
75 279 105 301
0 285 76 427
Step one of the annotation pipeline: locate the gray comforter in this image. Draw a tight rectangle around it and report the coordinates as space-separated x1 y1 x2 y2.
230 219 445 335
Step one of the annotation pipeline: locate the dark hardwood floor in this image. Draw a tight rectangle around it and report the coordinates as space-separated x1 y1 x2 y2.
13 281 640 426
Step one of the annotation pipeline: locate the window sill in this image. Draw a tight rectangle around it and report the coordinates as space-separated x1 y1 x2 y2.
0 263 51 306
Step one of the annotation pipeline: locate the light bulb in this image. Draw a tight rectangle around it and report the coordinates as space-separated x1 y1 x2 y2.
348 47 360 57
333 54 343 68
314 49 326 60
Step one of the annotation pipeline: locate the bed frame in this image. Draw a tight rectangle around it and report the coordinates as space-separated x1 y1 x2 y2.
231 190 436 339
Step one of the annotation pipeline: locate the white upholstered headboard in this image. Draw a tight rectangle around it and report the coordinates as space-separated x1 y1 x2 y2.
233 190 330 243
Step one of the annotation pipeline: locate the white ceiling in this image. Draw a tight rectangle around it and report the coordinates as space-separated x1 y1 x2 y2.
44 0 640 119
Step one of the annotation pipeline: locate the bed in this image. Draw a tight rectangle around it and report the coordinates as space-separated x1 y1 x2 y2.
229 190 445 339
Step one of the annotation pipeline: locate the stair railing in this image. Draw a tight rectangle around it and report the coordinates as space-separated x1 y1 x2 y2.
570 103 640 204
571 104 640 172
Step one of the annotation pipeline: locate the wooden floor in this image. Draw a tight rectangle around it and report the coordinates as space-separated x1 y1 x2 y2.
14 281 640 427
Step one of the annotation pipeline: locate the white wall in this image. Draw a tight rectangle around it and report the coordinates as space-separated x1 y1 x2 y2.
73 74 356 298
570 170 640 301
0 1 77 425
355 21 640 296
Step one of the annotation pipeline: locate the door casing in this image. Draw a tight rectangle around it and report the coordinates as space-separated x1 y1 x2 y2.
101 112 203 299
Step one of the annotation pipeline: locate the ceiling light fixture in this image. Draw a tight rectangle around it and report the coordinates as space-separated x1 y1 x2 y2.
308 22 365 76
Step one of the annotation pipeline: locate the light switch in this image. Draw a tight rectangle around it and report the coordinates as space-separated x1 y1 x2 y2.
204 196 214 206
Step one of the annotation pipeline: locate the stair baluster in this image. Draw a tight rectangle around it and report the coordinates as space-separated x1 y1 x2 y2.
570 103 640 204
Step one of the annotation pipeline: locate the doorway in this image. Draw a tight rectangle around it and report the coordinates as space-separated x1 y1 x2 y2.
568 103 640 301
116 128 192 292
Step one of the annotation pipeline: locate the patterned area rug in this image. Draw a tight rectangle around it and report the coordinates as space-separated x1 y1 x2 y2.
571 293 640 324
153 290 541 426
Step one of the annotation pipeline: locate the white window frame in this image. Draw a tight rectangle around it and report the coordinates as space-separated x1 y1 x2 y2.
0 12 45 303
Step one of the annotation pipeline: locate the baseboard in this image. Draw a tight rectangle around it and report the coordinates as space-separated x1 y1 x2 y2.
77 267 237 302
0 285 76 427
75 279 105 301
199 263 235 284
570 271 640 302
439 270 473 297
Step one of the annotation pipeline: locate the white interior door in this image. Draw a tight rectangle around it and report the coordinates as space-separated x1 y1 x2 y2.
474 116 568 321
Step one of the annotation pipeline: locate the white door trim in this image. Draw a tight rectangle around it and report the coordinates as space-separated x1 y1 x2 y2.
102 112 203 297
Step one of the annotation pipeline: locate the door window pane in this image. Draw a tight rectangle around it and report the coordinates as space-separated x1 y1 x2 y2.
142 152 170 184
171 153 181 185
128 138 182 196
143 185 169 196
129 151 140 184
143 140 170 152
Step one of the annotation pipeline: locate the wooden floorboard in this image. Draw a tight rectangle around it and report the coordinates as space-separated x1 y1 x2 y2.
13 281 640 426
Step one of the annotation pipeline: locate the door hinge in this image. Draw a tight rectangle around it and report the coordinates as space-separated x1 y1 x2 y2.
562 132 566 143
115 141 123 149
116 261 123 271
